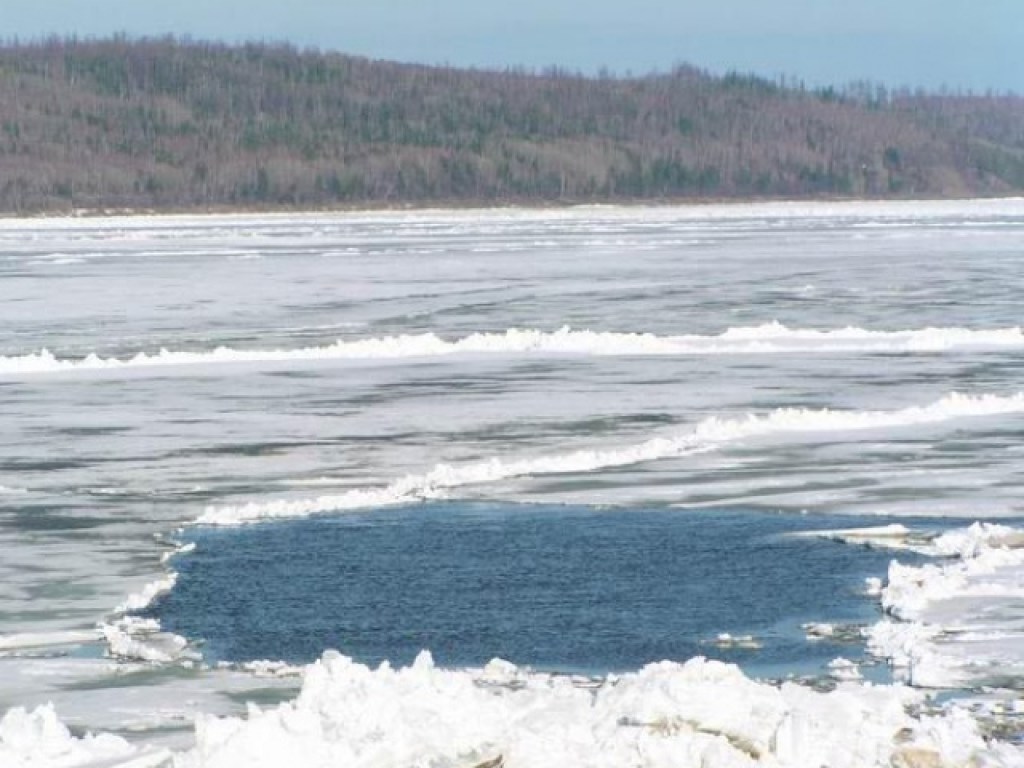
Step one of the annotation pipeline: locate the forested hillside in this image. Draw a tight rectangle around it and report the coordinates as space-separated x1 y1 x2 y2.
1 37 1023 212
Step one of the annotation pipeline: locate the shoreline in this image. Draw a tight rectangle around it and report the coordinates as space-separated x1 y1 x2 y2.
3 192 1023 221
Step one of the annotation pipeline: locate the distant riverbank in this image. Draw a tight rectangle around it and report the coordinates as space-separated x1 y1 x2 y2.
1 38 1022 215
3 192 1023 222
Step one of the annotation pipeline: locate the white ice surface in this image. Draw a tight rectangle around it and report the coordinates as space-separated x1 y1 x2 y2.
6 651 1020 768
198 391 1024 525
116 575 178 616
0 196 1020 236
0 632 101 653
3 324 1024 377
154 652 1024 767
869 523 1024 689
100 619 191 665
826 657 863 681
0 703 170 768
795 524 927 552
0 654 299 752
98 573 191 665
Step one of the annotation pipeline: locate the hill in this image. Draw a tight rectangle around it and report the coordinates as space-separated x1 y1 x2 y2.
1 37 1023 212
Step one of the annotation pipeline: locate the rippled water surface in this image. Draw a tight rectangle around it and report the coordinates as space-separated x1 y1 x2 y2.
153 503 956 679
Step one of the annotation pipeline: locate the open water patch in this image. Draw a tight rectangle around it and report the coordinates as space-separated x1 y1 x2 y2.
150 503 944 678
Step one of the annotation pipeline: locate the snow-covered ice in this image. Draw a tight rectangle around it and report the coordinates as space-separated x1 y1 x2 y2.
5 201 1024 766
4 324 1024 377
869 523 1024 689
0 704 170 768
6 652 1021 768
198 392 1024 525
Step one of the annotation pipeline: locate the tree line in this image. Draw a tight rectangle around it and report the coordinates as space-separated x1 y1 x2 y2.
0 37 1022 212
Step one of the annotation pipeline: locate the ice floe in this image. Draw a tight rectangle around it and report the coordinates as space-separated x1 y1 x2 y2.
116 574 178 615
709 633 763 650
100 618 192 665
11 650 1016 768
198 391 1024 525
798 522 910 545
802 623 865 644
868 523 1024 689
166 652 1024 767
0 703 170 768
827 657 863 681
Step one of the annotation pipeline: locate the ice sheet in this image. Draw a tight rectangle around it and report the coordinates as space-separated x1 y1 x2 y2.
5 200 1024 765
869 523 1024 689
198 392 1024 525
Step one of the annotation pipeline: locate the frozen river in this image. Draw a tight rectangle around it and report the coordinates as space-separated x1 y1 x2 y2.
2 200 1024 766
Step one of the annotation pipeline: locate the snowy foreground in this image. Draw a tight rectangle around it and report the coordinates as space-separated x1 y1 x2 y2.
7 518 1024 767
3 650 1022 768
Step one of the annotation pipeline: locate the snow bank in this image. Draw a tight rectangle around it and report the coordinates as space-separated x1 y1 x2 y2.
3 323 1023 376
168 651 1014 768
868 523 1024 689
6 652 1017 768
0 703 169 768
199 391 1024 525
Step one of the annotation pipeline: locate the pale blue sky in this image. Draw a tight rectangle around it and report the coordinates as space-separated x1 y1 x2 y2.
3 1 1021 92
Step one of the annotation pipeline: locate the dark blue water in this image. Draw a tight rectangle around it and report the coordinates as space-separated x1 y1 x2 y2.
152 503 940 677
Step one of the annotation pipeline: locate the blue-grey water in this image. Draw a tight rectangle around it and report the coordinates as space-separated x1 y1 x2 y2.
155 503 944 678
2 200 1024 737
